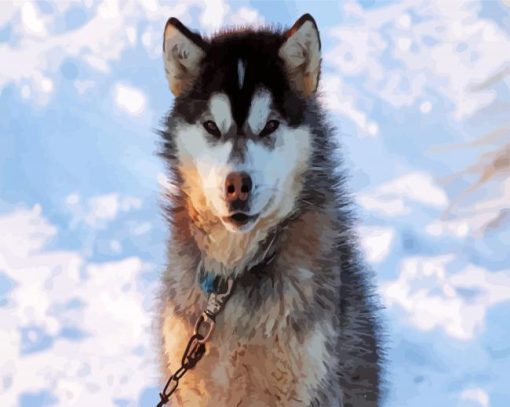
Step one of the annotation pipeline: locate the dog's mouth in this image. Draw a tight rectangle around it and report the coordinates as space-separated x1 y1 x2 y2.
222 212 259 228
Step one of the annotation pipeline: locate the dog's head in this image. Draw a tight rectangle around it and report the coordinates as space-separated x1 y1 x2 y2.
162 15 321 234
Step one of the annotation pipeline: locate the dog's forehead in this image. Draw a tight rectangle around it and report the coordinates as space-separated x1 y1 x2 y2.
174 32 305 126
203 43 284 126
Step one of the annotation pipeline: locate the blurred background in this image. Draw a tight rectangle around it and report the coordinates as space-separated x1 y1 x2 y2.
1 0 509 406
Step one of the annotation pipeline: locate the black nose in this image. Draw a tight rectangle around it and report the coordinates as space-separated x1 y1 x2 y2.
225 171 252 210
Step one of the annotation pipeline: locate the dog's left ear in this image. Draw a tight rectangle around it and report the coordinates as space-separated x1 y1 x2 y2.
279 14 321 98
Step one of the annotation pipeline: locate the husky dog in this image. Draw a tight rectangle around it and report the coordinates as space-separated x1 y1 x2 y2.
158 14 383 407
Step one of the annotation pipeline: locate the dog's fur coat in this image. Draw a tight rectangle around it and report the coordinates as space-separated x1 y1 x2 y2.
157 14 383 407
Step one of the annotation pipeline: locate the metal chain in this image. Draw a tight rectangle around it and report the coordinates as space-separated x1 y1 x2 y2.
156 333 205 406
157 278 234 406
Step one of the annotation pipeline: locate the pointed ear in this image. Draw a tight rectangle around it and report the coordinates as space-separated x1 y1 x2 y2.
163 18 208 97
279 14 321 98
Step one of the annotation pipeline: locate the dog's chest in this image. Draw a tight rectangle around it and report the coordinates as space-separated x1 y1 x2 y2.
161 298 333 406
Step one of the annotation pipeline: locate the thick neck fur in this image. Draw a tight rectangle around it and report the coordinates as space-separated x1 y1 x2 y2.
166 176 340 284
170 190 296 279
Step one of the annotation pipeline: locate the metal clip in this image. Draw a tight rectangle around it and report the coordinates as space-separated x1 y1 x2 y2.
205 277 234 317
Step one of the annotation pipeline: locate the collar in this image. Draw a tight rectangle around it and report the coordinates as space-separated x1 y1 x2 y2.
198 230 278 295
198 250 276 294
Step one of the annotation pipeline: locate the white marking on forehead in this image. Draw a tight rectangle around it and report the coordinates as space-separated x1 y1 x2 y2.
237 59 246 89
247 89 272 134
209 93 232 132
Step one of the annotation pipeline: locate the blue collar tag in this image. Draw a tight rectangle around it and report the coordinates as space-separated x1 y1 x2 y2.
199 271 217 294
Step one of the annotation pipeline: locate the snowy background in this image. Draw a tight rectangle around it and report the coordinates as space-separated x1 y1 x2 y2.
1 1 510 406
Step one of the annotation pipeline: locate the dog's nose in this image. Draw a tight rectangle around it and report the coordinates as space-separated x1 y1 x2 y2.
225 172 252 207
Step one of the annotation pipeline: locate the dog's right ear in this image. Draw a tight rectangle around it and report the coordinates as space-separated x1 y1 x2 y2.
163 18 208 97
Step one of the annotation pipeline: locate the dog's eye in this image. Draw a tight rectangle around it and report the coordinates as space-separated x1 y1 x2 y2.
203 121 221 138
259 120 280 138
